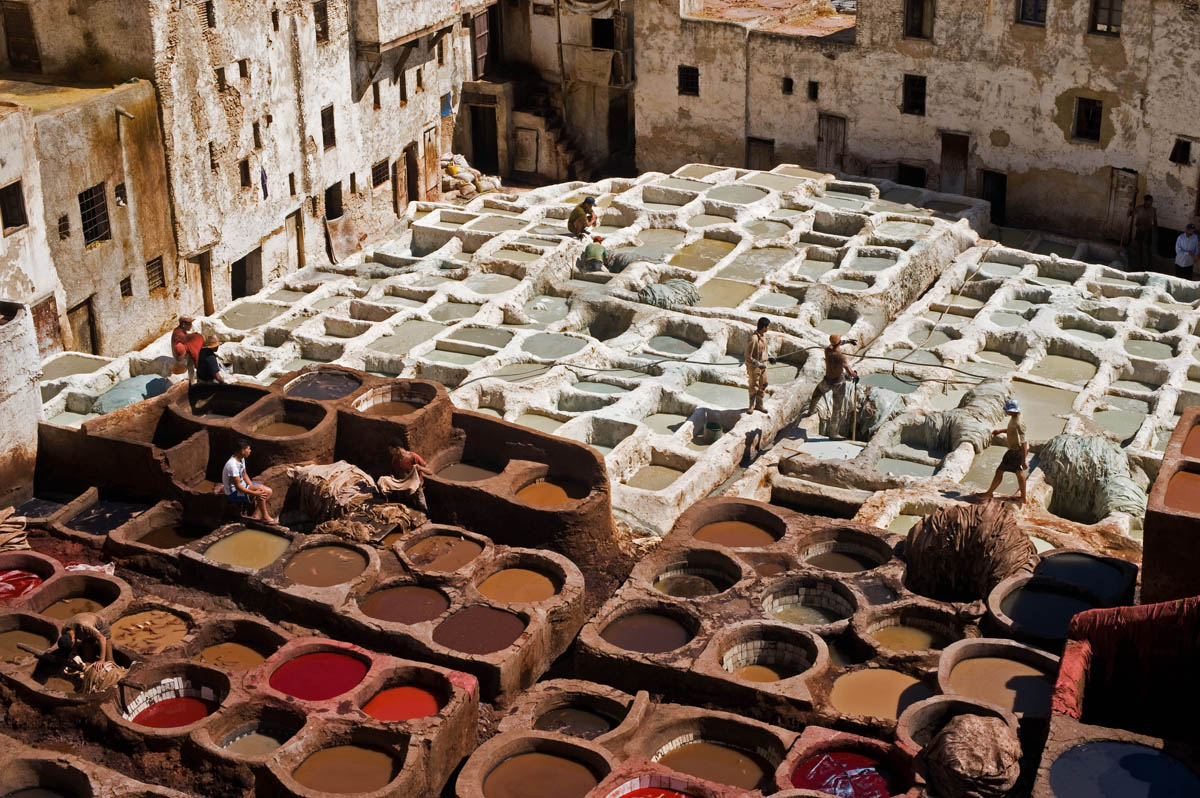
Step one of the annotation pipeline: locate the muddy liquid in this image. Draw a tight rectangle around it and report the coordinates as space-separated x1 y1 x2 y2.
363 685 441 721
283 546 367 588
42 596 105 620
1182 427 1200 458
0 629 51 664
755 561 787 577
361 585 449 625
221 729 286 755
533 707 614 739
653 574 722 597
1000 585 1096 640
286 371 362 400
948 656 1054 716
255 421 310 437
133 696 214 728
269 652 368 700
137 524 207 549
484 752 598 798
871 624 945 652
516 480 586 506
205 529 291 570
733 664 783 682
438 462 502 482
601 612 692 654
693 521 775 547
771 604 844 625
433 605 526 654
111 610 190 655
626 465 685 491
477 568 557 603
807 551 875 572
292 745 398 794
363 401 420 417
1166 471 1200 513
0 569 43 600
199 642 267 671
792 751 892 794
828 669 933 720
406 536 483 571
1048 741 1200 798
658 741 766 790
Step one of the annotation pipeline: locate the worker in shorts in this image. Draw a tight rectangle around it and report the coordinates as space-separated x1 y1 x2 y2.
981 399 1028 504
805 334 858 417
222 439 278 524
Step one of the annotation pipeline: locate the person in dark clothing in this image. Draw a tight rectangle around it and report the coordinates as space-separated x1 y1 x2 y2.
196 336 228 384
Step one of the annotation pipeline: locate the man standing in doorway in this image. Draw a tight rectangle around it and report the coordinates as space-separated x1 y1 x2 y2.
1126 195 1157 272
745 317 777 413
1175 223 1199 280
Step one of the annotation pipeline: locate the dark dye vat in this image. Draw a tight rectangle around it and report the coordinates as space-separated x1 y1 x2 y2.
1034 553 1128 604
5 790 71 798
68 499 148 534
137 523 208 550
600 612 692 654
483 752 598 798
1000 584 1097 641
0 570 43 600
132 696 214 728
269 651 368 700
1048 741 1200 798
433 605 526 654
15 497 65 518
360 585 449 624
286 370 362 400
791 751 893 796
534 706 615 740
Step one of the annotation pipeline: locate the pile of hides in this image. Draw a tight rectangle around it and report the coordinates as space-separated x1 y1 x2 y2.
904 502 1035 602
813 383 905 441
1039 433 1146 523
638 279 700 308
922 379 1008 454
440 153 501 201
922 715 1021 798
312 503 425 543
606 252 636 273
0 507 29 552
289 462 378 521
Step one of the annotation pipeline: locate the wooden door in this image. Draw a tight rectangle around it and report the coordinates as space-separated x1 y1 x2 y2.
471 10 490 79
67 297 96 354
1 2 40 73
422 127 439 201
817 114 846 173
285 211 304 272
939 133 969 195
1104 167 1138 241
747 138 775 170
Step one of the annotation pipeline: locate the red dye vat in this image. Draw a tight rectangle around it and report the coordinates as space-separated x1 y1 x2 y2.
362 685 442 721
791 752 892 798
132 697 213 728
0 570 43 601
622 789 696 798
269 651 367 701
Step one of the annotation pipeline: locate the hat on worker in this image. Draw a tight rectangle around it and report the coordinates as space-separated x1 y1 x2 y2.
1188 223 1196 231
1004 399 1020 414
179 315 194 325
583 196 596 206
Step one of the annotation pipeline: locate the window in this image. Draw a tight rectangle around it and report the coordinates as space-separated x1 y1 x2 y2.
902 74 926 115
808 80 819 100
437 39 445 64
440 92 452 117
416 67 423 90
349 173 357 194
678 65 699 96
209 142 218 171
399 72 408 103
897 164 927 187
372 82 381 109
1170 138 1192 165
1018 0 1047 25
114 183 127 206
313 0 328 41
78 183 111 245
1073 97 1102 141
202 0 215 28
119 276 133 298
271 8 279 30
216 67 227 90
324 182 342 219
253 121 262 149
239 159 251 187
238 59 249 79
289 172 296 195
591 18 615 49
58 215 69 239
0 181 28 233
905 0 934 38
321 104 336 149
1090 0 1121 34
145 256 166 292
372 160 389 187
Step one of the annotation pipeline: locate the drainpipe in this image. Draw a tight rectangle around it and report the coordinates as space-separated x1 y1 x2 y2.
743 28 750 166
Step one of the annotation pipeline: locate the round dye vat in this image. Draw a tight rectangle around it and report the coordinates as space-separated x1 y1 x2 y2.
0 569 43 600
199 641 266 671
653 574 723 597
283 546 367 588
733 664 783 682
406 535 483 572
484 752 598 798
361 585 449 624
362 685 442 721
829 669 933 720
132 696 214 728
871 624 948 652
362 400 420 417
438 462 502 482
755 561 787 577
658 741 767 790
621 790 695 798
0 629 51 664
255 421 311 437
111 609 190 655
1048 741 1200 798
791 751 893 797
534 706 614 739
1035 552 1128 604
204 529 290 570
1165 471 1200 513
807 551 876 572
221 727 289 755
269 652 368 700
770 603 844 626
433 606 526 654
999 584 1097 641
601 613 692 654
286 370 362 400
41 596 104 620
477 568 557 603
292 745 398 794
693 520 775 547
947 656 1054 716
516 479 587 506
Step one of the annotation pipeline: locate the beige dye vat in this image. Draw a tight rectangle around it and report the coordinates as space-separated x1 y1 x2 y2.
733 664 784 682
670 239 736 271
283 546 367 588
438 462 502 482
483 752 598 798
806 551 876 572
205 529 291 570
626 465 686 491
42 596 104 620
694 520 775 547
516 480 585 506
658 741 766 790
948 656 1054 715
199 642 267 671
0 629 50 664
1029 354 1097 385
871 625 947 652
477 568 557 603
255 421 311 437
111 610 190 655
407 535 483 571
771 604 844 625
222 729 286 755
362 401 419 417
829 669 933 719
291 745 397 793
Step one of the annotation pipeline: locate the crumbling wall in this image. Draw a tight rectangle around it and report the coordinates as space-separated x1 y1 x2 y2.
0 302 42 507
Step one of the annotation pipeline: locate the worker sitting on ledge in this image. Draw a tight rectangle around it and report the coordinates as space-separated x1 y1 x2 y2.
745 317 778 413
196 336 229 384
222 439 279 524
379 438 433 514
170 316 203 383
568 196 597 238
580 236 610 272
980 399 1029 504
805 334 858 418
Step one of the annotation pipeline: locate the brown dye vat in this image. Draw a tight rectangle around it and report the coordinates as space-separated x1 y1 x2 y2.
291 744 398 793
484 752 598 798
255 421 310 437
382 531 405 548
111 610 190 655
283 546 367 587
654 574 722 597
287 371 362 400
407 535 483 571
42 596 105 620
658 741 767 790
533 707 615 740
360 586 449 624
363 401 420 417
1183 426 1200 458
948 657 1054 716
516 479 587 506
205 529 291 570
41 674 77 693
600 613 692 654
693 521 776 547
872 625 947 652
807 551 876 572
0 629 51 664
829 669 933 719
477 568 557 603
432 605 526 654
733 664 783 682
438 462 502 482
755 561 787 577
222 728 287 755
137 524 207 549
1165 471 1200 512
199 642 267 671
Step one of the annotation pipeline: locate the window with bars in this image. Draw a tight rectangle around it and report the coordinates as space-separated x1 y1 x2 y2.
216 67 227 90
145 256 166 292
119 276 133 297
902 74 927 115
321 105 336 149
78 183 111 245
0 181 28 233
437 39 445 64
677 65 699 96
1074 97 1103 140
372 160 389 187
1018 0 1047 24
1090 0 1120 34
313 0 328 41
209 142 218 171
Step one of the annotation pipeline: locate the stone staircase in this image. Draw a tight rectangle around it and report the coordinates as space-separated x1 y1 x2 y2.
520 83 599 182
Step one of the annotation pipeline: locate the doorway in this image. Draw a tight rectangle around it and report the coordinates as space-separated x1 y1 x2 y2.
67 297 97 354
230 247 261 299
607 93 631 157
1104 167 1138 241
404 144 420 210
285 211 304 273
939 133 969 195
1 1 41 72
188 251 214 316
817 114 846 173
897 163 927 188
423 128 439 201
324 182 343 220
980 170 1008 226
747 138 775 171
470 105 499 174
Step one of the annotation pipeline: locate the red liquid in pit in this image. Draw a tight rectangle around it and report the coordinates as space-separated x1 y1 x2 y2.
132 696 214 728
0 570 43 600
623 789 696 798
791 751 892 797
1182 426 1200 458
269 651 367 700
362 685 442 721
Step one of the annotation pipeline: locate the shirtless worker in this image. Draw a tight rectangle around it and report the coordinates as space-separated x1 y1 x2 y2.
380 438 433 513
567 196 598 238
1125 195 1158 272
745 317 778 413
805 334 858 417
981 399 1029 504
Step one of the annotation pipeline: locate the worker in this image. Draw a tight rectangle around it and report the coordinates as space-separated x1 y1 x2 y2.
222 439 278 524
805 334 858 418
1175 223 1198 279
1124 195 1157 272
746 317 777 413
56 612 112 666
568 196 598 237
170 316 203 383
581 236 609 272
195 335 228 384
981 399 1028 504
379 438 433 513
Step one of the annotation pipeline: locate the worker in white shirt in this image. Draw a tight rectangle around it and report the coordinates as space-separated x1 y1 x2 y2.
1175 223 1199 280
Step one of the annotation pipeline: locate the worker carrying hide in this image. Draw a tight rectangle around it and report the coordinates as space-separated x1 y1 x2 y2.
805 333 858 417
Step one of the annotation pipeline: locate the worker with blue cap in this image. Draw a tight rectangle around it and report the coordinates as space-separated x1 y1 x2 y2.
981 398 1028 504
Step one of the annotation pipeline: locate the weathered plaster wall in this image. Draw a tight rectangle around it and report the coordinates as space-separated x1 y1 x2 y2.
0 302 42 506
0 0 154 81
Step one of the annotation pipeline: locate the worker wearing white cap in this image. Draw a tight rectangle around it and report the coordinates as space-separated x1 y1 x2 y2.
982 398 1028 504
